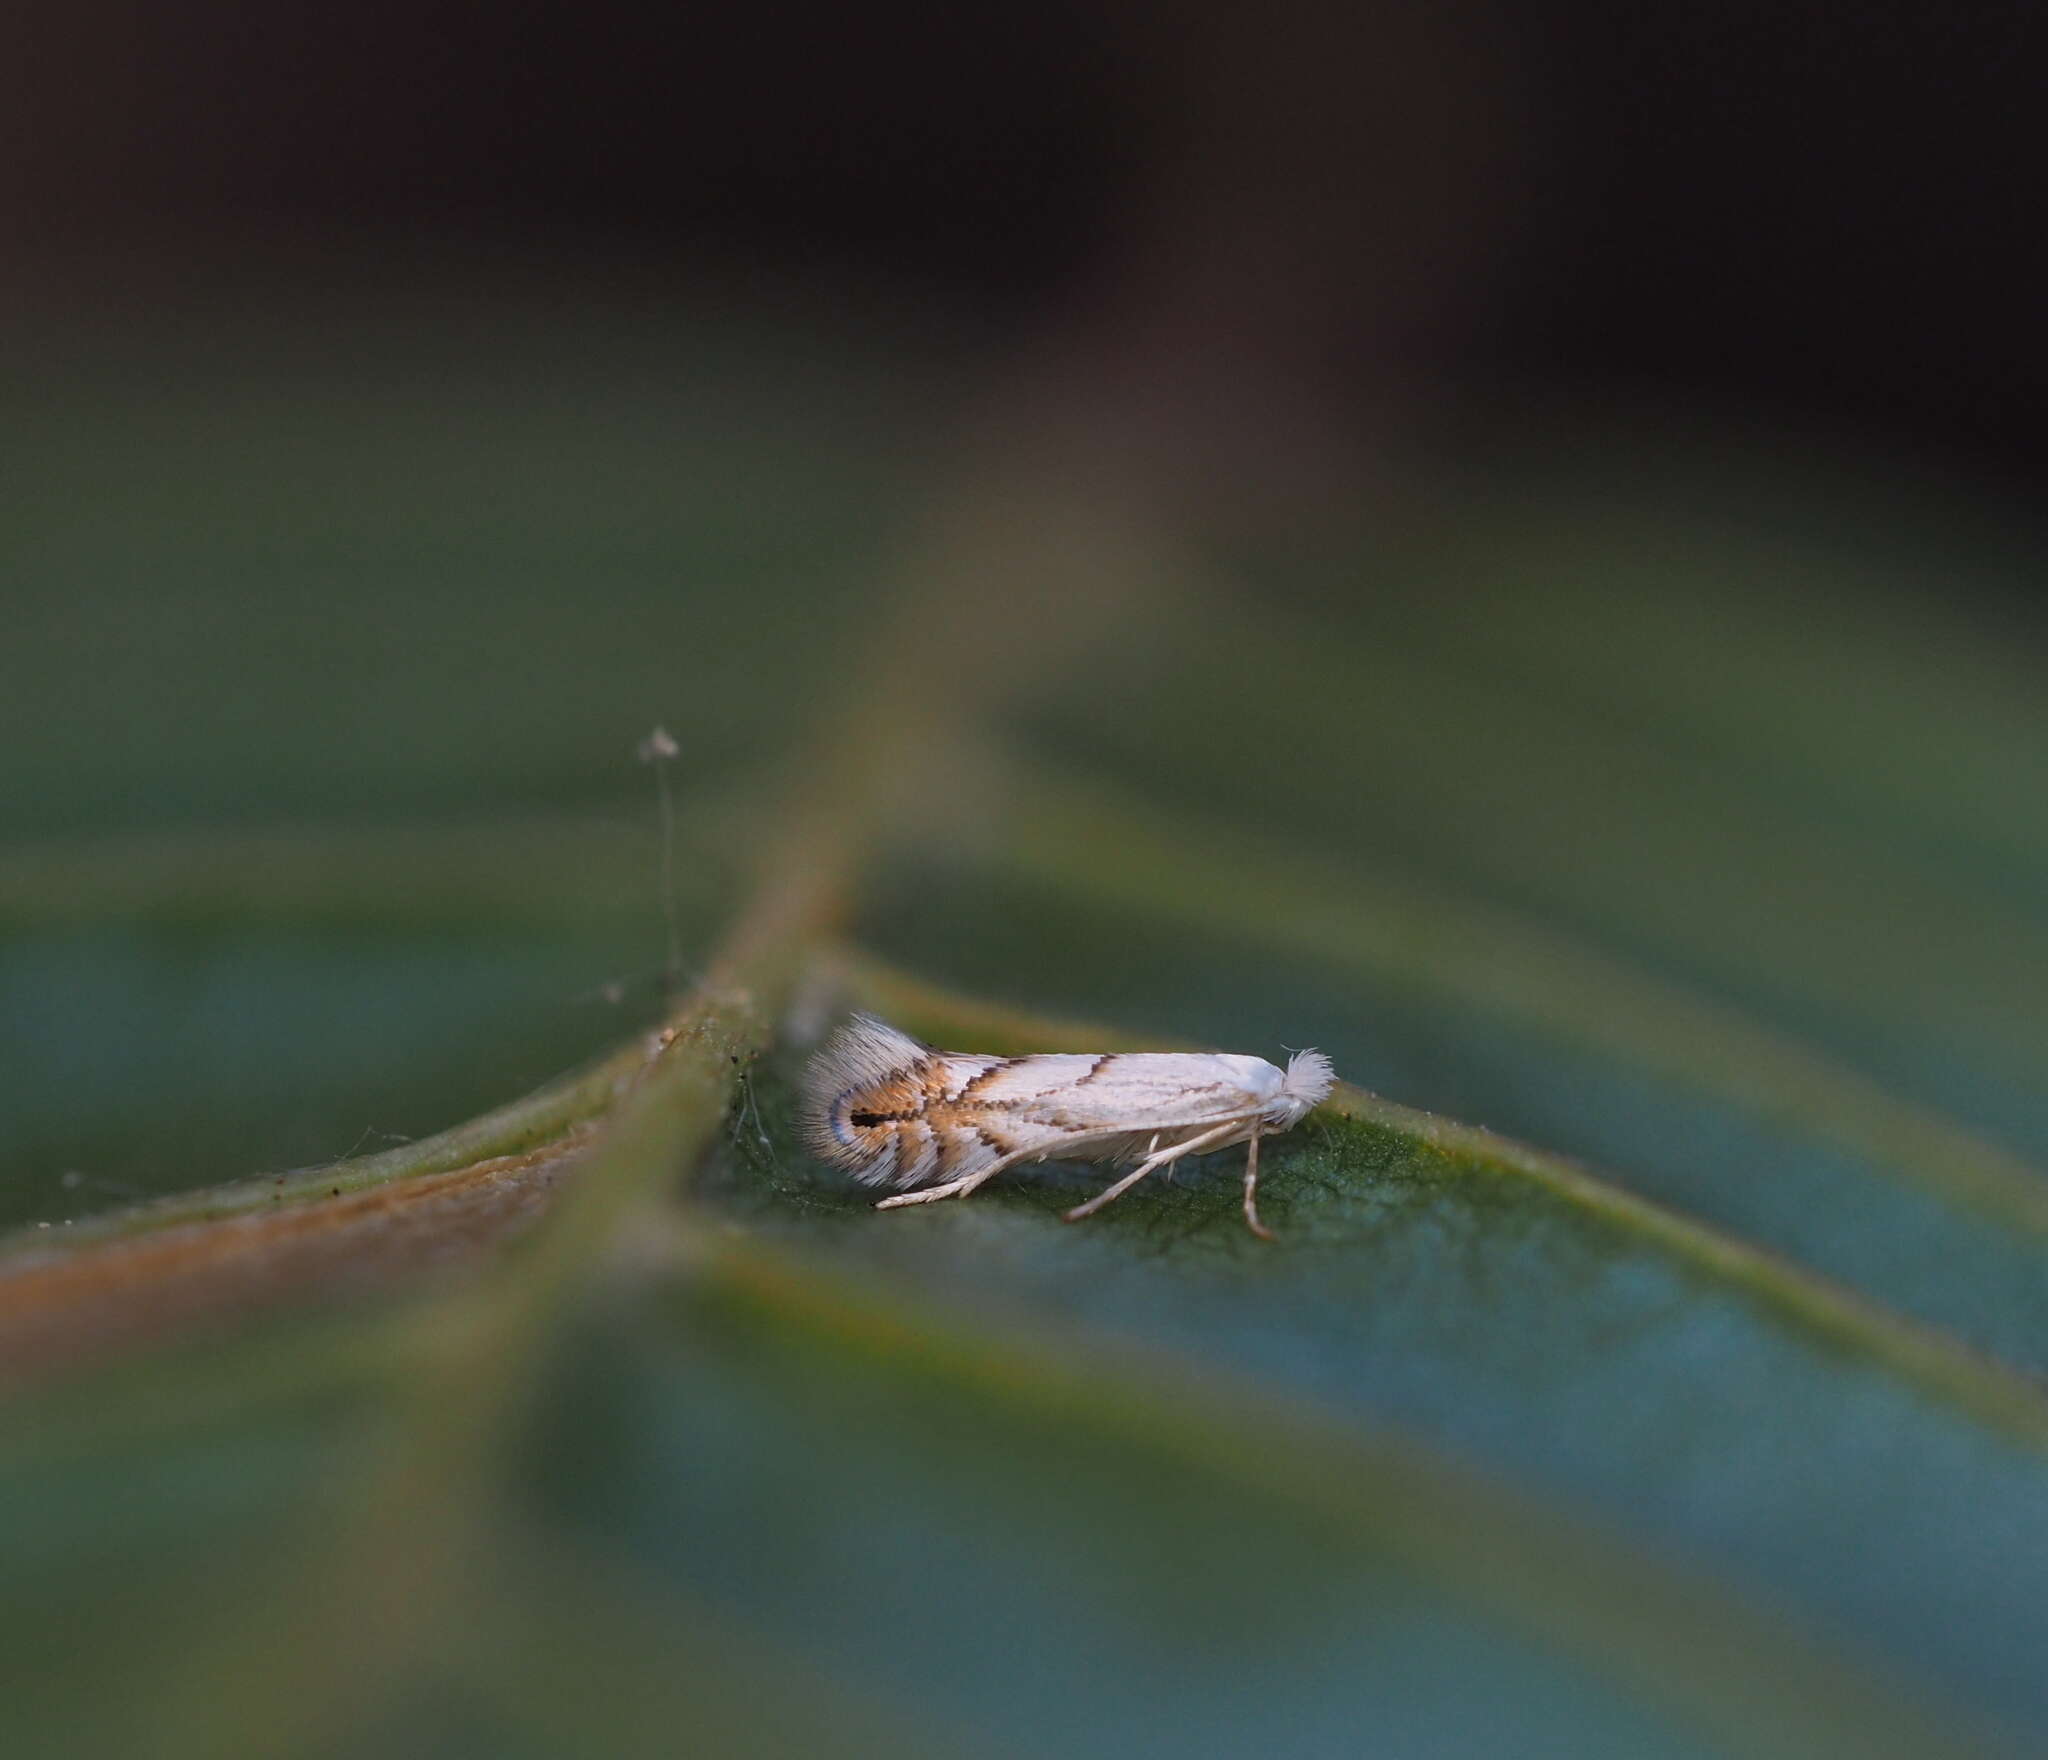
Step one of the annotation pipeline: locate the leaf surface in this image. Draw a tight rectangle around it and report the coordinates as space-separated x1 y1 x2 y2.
3 302 2045 1759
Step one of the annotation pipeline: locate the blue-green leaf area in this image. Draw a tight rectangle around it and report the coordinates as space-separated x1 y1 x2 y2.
3 307 920 843
5 301 2045 1760
0 929 645 1230
530 1285 1757 1760
1015 570 2048 1166
1337 460 2048 897
863 845 2048 1373
705 1030 2048 1744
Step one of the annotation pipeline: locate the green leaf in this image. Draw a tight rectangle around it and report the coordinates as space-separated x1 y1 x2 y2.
3 302 2045 1759
865 776 2048 1369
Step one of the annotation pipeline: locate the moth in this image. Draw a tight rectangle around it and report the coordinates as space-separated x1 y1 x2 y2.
801 1014 1335 1239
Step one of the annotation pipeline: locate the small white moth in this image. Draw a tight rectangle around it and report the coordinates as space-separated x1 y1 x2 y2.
802 1014 1335 1239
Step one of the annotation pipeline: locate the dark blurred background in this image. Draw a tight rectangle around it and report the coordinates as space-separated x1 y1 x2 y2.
6 0 2047 506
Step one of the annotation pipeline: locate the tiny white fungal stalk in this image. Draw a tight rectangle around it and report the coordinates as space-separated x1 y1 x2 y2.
802 1015 1335 1240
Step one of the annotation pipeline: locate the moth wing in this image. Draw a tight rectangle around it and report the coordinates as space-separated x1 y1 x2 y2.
959 1055 1112 1104
984 1053 1276 1133
802 1013 928 1107
859 1102 1092 1191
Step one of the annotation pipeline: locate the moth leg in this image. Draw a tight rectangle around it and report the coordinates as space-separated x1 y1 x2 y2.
1241 1128 1275 1242
874 1144 1033 1212
874 1165 1005 1210
1064 1122 1241 1223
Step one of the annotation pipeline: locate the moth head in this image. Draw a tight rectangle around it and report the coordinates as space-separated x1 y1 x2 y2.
1274 1048 1336 1125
